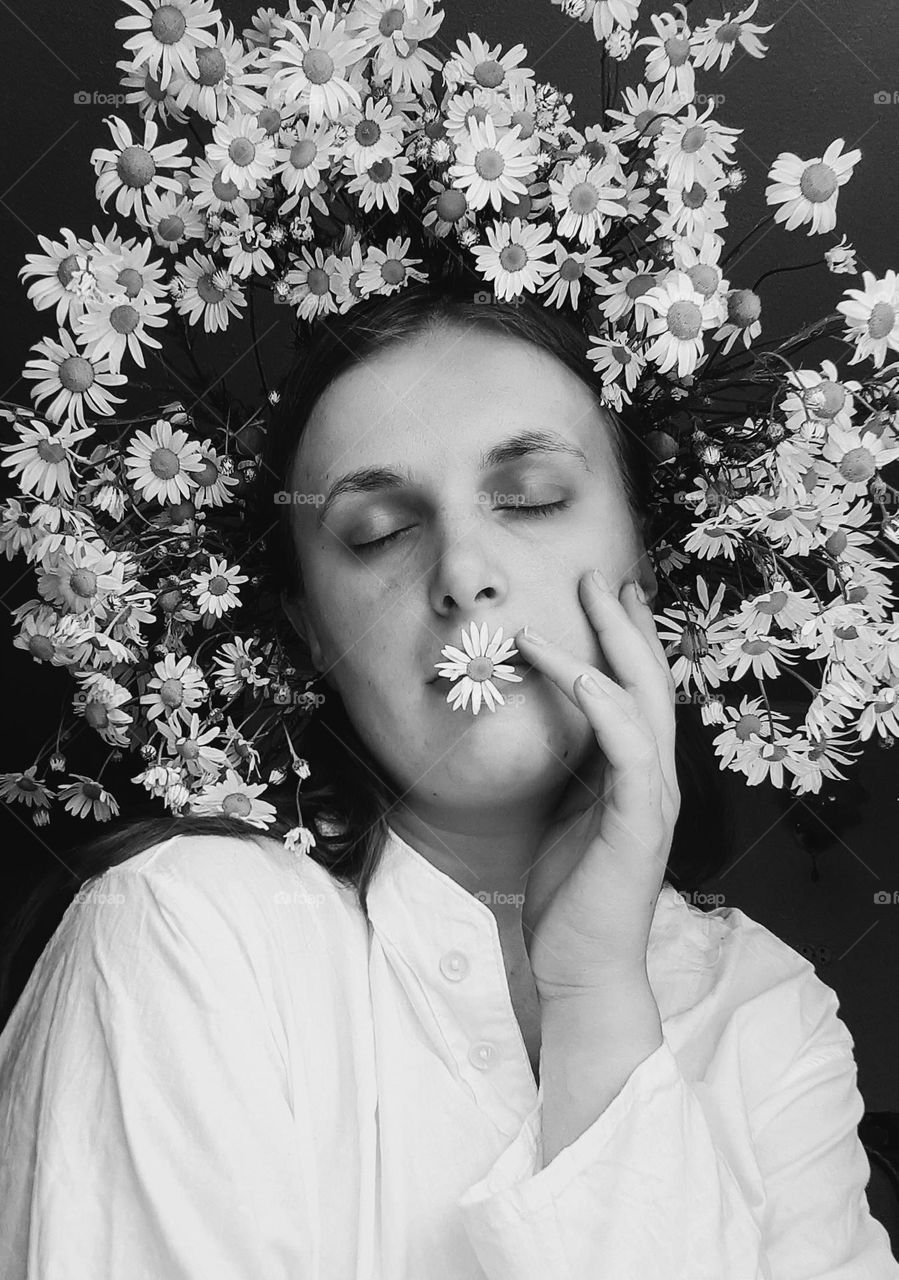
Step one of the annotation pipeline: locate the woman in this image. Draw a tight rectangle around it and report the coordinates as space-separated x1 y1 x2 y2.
0 287 895 1279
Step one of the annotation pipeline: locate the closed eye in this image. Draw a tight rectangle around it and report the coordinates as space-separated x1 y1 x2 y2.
351 500 572 554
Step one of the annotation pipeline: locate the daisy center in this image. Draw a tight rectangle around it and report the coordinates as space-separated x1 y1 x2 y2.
625 273 655 299
474 146 505 181
59 355 95 393
757 590 787 614
742 638 772 655
178 740 200 759
436 188 468 220
510 109 535 139
681 125 707 154
716 21 741 44
195 47 226 86
466 656 496 681
197 272 226 303
303 47 335 85
228 137 257 167
257 107 281 135
728 288 761 325
150 446 181 479
85 703 109 729
687 264 718 295
117 145 156 188
83 782 104 800
37 440 67 465
799 161 837 202
804 379 845 416
634 108 664 138
825 529 848 554
612 344 633 364
29 635 54 660
839 446 875 482
212 171 240 201
157 214 185 241
474 59 505 89
151 6 187 44
560 257 584 281
678 627 709 659
682 181 707 208
834 625 858 640
499 244 528 272
307 266 330 295
223 791 252 816
735 713 764 740
69 568 98 597
378 8 405 36
57 253 80 287
355 119 381 146
110 303 140 333
208 574 230 596
381 259 406 285
569 181 599 215
664 35 692 66
666 299 703 339
868 300 896 340
160 677 184 707
144 69 168 102
116 267 144 296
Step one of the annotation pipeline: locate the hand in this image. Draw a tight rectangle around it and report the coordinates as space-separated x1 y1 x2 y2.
515 568 680 1003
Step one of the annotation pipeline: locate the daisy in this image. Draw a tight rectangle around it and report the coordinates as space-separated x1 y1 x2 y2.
91 115 190 224
140 651 209 724
836 270 899 368
116 58 190 127
448 114 537 214
681 511 745 560
718 631 799 681
637 4 696 102
124 417 205 506
206 112 278 194
338 95 406 172
655 177 728 244
284 825 317 855
116 0 221 91
549 155 627 246
590 260 661 332
189 155 257 218
443 90 517 151
190 554 249 622
691 1 773 72
57 773 120 821
140 188 207 253
470 216 557 302
858 683 899 741
433 620 523 716
590 0 641 41
73 673 134 748
285 245 343 318
820 422 899 499
539 242 611 309
586 334 646 405
0 498 39 561
0 765 56 810
641 270 722 377
157 710 230 777
36 541 129 616
1 417 94 501
734 734 807 789
825 235 857 275
269 11 366 125
711 287 763 355
90 229 170 305
765 138 862 236
653 576 737 695
343 150 416 214
218 213 276 279
211 635 270 695
789 729 860 794
445 33 535 99
188 767 278 827
72 290 170 373
605 82 688 146
422 179 477 240
732 581 818 636
780 360 857 438
711 694 791 766
174 251 246 332
273 119 338 215
654 101 742 191
357 236 428 298
170 20 267 123
345 0 445 67
18 228 100 328
21 330 127 428
734 489 825 557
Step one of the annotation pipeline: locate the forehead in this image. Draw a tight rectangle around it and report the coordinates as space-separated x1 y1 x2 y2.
291 326 615 486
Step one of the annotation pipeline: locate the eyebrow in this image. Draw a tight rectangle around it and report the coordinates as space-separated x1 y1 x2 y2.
315 429 590 529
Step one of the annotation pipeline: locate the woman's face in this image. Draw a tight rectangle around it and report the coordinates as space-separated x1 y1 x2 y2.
283 324 656 821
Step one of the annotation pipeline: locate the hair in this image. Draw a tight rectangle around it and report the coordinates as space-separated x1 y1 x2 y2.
0 281 735 1025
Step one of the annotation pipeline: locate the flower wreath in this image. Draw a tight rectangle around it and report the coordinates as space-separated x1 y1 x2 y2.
2 0 899 855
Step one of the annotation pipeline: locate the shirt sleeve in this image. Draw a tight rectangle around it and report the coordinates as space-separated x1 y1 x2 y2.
456 968 899 1280
0 864 317 1280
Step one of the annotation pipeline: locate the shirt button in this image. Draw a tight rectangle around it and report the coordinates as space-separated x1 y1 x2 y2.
439 950 470 981
468 1041 496 1070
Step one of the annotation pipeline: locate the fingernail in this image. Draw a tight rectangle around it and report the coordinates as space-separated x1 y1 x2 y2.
591 568 610 591
522 625 548 645
576 673 600 696
633 581 647 604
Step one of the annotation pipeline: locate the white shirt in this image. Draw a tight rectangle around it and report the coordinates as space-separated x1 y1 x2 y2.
0 825 896 1280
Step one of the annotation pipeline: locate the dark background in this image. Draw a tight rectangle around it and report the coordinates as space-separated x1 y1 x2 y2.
0 0 897 1131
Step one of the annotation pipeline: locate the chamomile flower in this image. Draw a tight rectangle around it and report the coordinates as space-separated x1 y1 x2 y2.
140 651 209 724
655 176 728 244
269 11 366 125
548 155 627 245
825 235 857 275
91 115 191 224
343 150 416 213
174 251 246 332
356 236 428 298
422 180 476 240
433 620 523 716
211 636 270 696
218 213 276 279
0 766 55 811
448 114 537 214
36 541 129 617
641 270 721 377
765 138 862 236
654 577 737 695
116 0 221 91
711 287 762 355
58 774 120 821
589 0 641 41
189 155 256 218
124 417 205 506
72 289 171 373
284 245 342 319
637 4 696 101
73 673 134 748
140 188 207 253
338 95 406 171
539 243 611 309
189 767 278 827
654 101 742 191
206 112 278 193
116 58 190 127
169 21 268 123
586 334 646 404
836 270 899 368
18 229 99 328
605 81 687 145
274 119 338 214
470 216 557 302
1 418 94 501
445 33 535 99
691 1 773 72
22 330 127 428
590 260 661 331
190 554 249 622
357 2 445 95
719 630 799 681
157 711 229 777
820 422 899 500
90 230 170 305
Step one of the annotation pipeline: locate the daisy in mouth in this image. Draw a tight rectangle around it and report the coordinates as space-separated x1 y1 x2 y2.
432 621 524 715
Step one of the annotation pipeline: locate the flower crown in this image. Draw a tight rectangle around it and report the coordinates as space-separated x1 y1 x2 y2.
2 0 899 853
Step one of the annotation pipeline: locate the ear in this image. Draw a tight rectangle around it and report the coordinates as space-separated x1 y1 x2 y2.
280 588 325 674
